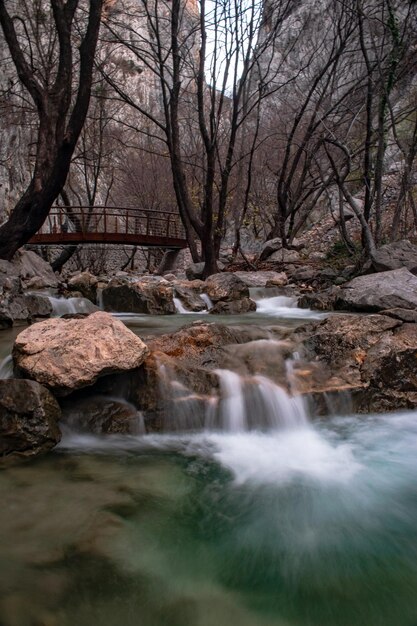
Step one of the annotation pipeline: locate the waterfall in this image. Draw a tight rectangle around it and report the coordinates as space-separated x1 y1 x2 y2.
216 369 248 431
253 292 324 319
173 297 189 314
0 355 13 379
200 293 213 310
47 296 97 316
158 363 309 433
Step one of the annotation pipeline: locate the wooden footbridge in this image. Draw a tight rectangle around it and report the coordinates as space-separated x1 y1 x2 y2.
28 206 188 249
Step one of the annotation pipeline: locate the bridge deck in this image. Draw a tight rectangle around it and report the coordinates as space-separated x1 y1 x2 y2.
28 206 188 249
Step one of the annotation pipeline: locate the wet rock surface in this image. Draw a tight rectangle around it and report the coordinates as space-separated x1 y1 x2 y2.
13 311 149 395
298 314 417 412
61 396 143 434
0 379 61 462
173 281 206 312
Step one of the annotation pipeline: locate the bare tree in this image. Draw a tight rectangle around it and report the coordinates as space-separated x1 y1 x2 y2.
0 0 104 260
102 0 296 276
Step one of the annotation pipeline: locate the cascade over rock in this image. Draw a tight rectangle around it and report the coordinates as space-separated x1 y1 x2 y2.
173 280 206 311
84 322 276 429
0 379 61 462
13 311 149 395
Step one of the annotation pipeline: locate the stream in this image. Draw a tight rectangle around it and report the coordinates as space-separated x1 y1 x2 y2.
1 296 417 625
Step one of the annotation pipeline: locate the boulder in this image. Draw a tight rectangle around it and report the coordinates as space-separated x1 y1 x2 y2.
0 379 61 462
234 271 287 288
205 272 250 302
335 268 417 312
67 271 98 303
13 311 149 395
185 261 225 280
186 262 205 280
381 308 417 323
269 248 301 263
259 238 303 262
101 277 176 314
265 273 288 288
298 287 340 311
209 297 256 314
286 266 318 282
14 250 58 288
1 293 53 322
371 240 417 273
297 313 417 412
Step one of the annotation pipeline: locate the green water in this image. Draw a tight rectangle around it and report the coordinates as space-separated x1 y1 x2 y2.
1 303 417 625
2 414 417 626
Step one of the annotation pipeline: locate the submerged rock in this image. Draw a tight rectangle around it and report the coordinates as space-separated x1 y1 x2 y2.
61 396 143 434
13 311 149 395
0 379 61 462
335 268 417 312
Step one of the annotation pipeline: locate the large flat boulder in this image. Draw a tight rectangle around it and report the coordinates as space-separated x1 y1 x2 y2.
0 379 61 462
13 311 149 395
335 268 417 312
371 240 417 273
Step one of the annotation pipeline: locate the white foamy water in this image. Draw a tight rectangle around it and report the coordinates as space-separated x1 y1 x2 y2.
207 428 362 485
173 293 213 314
48 296 97 316
216 369 248 431
255 295 324 318
200 293 213 310
173 297 190 314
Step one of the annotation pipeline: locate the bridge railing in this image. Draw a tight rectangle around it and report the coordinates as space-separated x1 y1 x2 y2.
38 206 186 241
